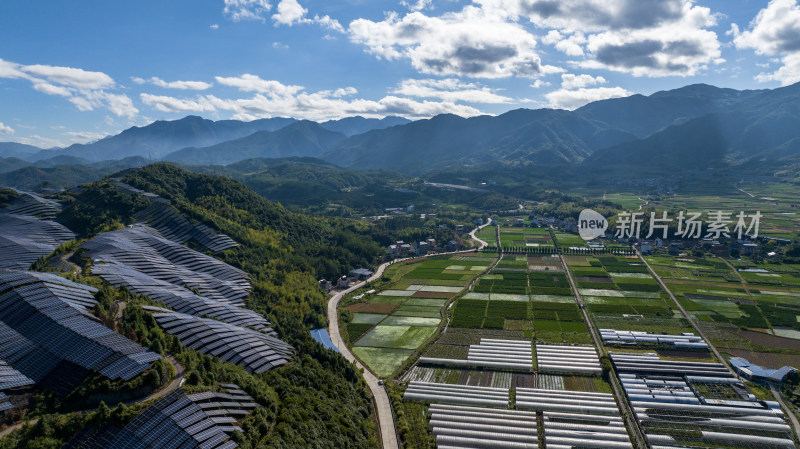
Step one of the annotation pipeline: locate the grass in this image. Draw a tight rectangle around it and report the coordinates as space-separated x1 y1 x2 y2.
352 347 415 377
354 325 411 347
351 313 388 324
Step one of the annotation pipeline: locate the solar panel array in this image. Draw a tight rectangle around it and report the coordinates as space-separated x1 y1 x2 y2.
81 226 251 306
110 180 237 252
134 202 238 252
145 307 292 373
0 359 34 391
0 189 62 219
612 352 797 449
0 214 76 270
0 359 35 411
91 262 271 332
0 270 161 395
63 384 258 449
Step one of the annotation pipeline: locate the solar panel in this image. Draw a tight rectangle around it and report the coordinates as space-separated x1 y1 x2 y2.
0 270 160 394
63 384 259 449
145 308 292 373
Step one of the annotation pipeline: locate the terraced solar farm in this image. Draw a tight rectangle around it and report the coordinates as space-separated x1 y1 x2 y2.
0 191 75 270
0 181 296 446
342 253 494 376
63 383 259 448
0 270 162 395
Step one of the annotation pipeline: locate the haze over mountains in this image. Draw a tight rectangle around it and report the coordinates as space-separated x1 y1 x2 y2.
2 82 800 177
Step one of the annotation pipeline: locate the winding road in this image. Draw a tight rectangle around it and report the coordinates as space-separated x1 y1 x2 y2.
326 218 491 449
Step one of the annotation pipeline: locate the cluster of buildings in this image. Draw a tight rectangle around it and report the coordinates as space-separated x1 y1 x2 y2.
632 237 762 257
388 238 443 258
319 267 376 292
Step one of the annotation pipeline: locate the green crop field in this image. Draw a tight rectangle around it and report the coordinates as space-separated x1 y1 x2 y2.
341 253 495 378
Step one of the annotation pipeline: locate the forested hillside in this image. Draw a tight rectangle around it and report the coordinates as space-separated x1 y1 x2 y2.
2 164 390 448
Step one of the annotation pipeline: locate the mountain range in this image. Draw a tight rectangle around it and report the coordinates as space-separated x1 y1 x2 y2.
2 82 799 177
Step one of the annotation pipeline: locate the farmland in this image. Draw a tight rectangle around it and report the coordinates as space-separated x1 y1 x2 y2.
645 254 800 369
497 223 557 253
564 254 696 341
341 253 494 377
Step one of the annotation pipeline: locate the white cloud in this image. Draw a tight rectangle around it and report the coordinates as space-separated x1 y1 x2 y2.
512 0 689 32
32 82 72 97
140 94 217 113
134 76 212 90
272 0 309 26
15 135 64 148
210 24 220 30
223 0 271 22
314 15 345 33
65 131 109 143
732 0 800 86
0 122 14 135
401 0 432 12
530 79 550 88
0 58 137 118
140 75 485 121
542 30 587 56
392 78 513 103
755 52 800 85
473 0 722 77
560 73 606 89
272 42 289 50
206 91 484 121
22 63 115 90
545 86 632 110
348 6 559 78
215 74 303 96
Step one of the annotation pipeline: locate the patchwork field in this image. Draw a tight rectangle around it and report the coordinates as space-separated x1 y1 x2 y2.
447 228 594 345
341 253 495 377
647 255 800 361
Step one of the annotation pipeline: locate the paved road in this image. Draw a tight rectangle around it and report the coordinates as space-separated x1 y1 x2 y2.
637 252 733 373
328 260 399 449
560 255 648 449
468 218 492 249
772 385 800 440
326 219 490 449
145 356 185 401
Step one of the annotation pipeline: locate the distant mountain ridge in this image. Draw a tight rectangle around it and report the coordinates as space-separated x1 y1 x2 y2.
2 83 799 175
4 115 410 163
164 121 347 165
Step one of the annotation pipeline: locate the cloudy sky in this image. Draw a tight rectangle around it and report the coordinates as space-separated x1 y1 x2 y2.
1 0 799 147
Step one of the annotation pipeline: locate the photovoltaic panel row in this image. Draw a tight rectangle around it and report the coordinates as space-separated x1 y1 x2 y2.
0 214 76 270
0 270 160 394
134 202 238 252
0 189 62 219
110 180 237 252
0 359 34 390
146 307 292 373
63 384 258 449
91 262 272 332
81 226 251 306
0 270 98 310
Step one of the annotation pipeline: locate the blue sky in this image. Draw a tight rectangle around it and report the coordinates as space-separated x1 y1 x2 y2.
1 0 799 148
